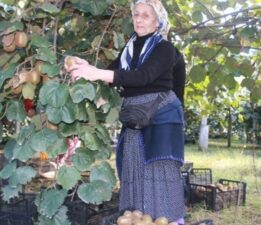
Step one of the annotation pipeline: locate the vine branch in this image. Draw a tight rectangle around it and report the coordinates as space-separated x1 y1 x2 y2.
95 6 118 66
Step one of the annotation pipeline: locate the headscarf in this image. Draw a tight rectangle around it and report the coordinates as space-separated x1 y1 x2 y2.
131 0 171 39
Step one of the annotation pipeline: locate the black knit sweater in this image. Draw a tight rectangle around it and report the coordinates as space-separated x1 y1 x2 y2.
108 33 185 104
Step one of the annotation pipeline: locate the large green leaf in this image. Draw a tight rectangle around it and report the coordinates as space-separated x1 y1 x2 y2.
0 21 23 33
69 80 96 103
1 185 22 202
45 99 76 124
75 102 88 121
9 166 37 186
77 180 112 205
57 166 81 190
0 63 16 89
240 26 256 39
189 65 206 83
36 47 57 64
29 128 60 152
75 0 108 16
30 34 52 48
90 161 116 188
38 206 71 225
72 149 94 171
37 189 68 219
47 138 67 158
113 31 125 50
16 124 35 145
3 139 16 160
39 3 60 14
59 121 82 136
95 124 111 145
192 11 203 23
39 80 69 107
79 130 104 151
12 142 36 162
41 63 60 77
6 100 26 122
0 161 17 179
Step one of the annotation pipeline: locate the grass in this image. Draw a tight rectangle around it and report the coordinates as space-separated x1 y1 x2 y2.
185 141 261 225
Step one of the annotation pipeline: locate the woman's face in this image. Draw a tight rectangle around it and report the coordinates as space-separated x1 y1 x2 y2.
132 3 159 37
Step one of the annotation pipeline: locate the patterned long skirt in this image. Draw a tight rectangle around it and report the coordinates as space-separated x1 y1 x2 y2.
118 91 185 222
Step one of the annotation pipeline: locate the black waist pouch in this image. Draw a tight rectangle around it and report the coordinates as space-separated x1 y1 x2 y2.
119 92 167 129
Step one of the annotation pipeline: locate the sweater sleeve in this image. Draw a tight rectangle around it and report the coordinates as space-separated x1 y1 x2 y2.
112 41 178 87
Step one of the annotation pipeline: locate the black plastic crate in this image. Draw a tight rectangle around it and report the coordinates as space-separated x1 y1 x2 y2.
0 196 34 225
0 211 30 225
191 219 213 225
188 168 212 185
189 179 246 211
65 198 90 225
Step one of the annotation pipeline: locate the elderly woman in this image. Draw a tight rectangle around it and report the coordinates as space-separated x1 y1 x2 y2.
68 0 186 224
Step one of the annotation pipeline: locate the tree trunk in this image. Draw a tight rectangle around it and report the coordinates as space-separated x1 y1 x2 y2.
198 116 209 151
227 107 232 148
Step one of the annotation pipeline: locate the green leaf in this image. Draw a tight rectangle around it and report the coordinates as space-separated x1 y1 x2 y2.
57 166 81 190
29 128 60 152
72 149 94 171
241 78 255 90
192 11 203 23
59 121 81 136
0 52 13 67
223 74 236 89
75 0 108 16
95 124 111 145
115 0 128 5
0 161 17 179
77 180 112 205
75 102 88 121
39 80 69 107
16 124 35 145
41 63 60 77
22 83 36 100
0 21 24 33
0 63 16 89
38 189 67 218
38 206 71 225
0 0 15 6
39 3 60 14
47 137 67 158
79 130 103 151
90 161 116 188
1 185 22 202
6 99 26 122
46 99 76 124
12 142 36 162
240 27 256 39
189 65 206 83
113 31 125 50
69 80 96 103
36 47 57 64
30 34 52 48
0 123 2 142
238 61 254 77
3 139 16 160
9 166 37 185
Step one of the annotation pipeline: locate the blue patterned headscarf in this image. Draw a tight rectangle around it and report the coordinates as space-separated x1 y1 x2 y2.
119 32 163 70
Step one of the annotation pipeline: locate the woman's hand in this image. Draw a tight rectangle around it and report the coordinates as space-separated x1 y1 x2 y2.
64 56 114 83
